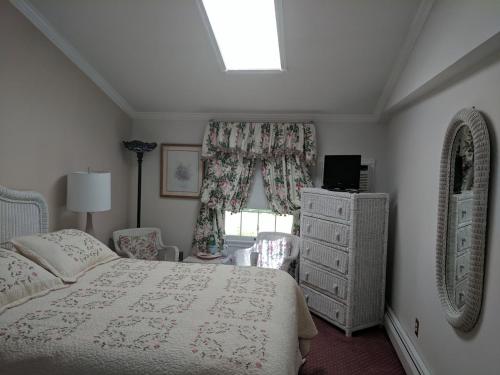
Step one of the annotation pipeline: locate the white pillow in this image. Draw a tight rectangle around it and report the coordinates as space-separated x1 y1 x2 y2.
0 248 65 314
11 229 119 283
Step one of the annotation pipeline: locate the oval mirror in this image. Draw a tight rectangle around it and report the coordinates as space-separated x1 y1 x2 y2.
436 108 490 331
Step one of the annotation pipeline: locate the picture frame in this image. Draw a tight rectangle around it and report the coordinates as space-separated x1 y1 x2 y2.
160 144 203 198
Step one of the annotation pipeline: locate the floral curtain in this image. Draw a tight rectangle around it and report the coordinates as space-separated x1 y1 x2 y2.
202 121 316 165
192 155 256 253
453 127 474 193
192 121 316 253
261 155 313 235
200 154 256 211
191 205 224 254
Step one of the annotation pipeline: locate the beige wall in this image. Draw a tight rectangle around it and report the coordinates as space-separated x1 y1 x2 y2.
380 1 500 372
131 117 387 257
0 1 132 243
382 53 500 375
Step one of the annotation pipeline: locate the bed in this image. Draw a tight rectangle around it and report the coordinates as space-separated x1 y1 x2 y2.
0 186 317 375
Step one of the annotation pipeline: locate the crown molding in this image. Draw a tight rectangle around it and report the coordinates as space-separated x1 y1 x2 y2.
374 0 436 117
10 0 135 116
131 111 380 124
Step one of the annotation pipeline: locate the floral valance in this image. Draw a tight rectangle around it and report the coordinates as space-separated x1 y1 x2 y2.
202 121 317 166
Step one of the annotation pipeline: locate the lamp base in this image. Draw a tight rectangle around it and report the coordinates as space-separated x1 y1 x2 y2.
85 212 95 237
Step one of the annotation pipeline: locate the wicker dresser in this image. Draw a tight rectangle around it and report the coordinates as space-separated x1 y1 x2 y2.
447 191 472 309
299 188 389 336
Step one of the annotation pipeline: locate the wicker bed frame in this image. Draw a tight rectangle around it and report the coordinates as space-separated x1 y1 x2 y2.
0 185 48 249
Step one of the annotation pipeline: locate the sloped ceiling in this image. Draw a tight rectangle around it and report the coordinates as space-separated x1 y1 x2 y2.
20 0 422 117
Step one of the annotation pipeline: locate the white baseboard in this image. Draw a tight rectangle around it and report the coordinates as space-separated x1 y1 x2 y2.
384 307 430 375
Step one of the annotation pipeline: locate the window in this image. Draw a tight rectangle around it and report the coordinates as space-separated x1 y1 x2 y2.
225 161 292 237
200 0 283 71
225 209 293 237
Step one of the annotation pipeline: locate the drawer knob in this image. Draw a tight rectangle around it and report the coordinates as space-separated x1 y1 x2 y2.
338 207 343 215
335 310 339 318
305 272 309 281
461 210 467 218
335 259 340 267
308 202 313 209
461 238 466 246
336 234 341 242
458 292 465 303
459 265 465 272
333 285 338 294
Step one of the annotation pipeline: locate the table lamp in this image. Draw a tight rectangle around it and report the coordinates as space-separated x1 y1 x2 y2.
67 171 111 236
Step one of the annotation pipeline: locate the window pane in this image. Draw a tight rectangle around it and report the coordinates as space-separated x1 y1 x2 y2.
276 214 293 234
246 161 269 210
241 211 258 237
225 211 241 236
258 212 275 233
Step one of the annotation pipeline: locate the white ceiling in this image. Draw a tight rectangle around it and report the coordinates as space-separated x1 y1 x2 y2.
24 0 422 116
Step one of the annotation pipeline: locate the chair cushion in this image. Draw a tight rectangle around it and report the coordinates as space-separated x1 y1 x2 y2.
0 247 65 313
11 229 119 283
118 232 158 260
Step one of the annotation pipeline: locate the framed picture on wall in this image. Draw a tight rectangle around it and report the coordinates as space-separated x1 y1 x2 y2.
160 144 203 198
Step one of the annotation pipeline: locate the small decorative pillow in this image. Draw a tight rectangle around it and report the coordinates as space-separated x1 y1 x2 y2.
11 229 119 283
0 248 65 314
118 232 158 260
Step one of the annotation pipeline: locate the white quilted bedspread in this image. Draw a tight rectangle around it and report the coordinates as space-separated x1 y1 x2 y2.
0 259 317 375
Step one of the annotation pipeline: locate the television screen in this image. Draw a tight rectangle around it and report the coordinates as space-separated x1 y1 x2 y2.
322 155 361 191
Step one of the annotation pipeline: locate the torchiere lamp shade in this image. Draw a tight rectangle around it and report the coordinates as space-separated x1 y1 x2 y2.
67 172 111 213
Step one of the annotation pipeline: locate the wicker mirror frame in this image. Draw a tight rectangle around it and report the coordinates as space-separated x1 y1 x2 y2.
436 108 490 331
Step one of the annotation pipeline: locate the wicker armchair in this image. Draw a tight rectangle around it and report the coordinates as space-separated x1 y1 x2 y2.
113 227 179 262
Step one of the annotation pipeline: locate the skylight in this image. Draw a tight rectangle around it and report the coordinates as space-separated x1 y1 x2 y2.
201 0 283 71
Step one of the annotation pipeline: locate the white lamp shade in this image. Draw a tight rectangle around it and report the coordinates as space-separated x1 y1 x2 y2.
67 172 111 213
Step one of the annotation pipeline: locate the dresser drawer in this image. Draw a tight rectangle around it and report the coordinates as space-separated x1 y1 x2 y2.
455 278 467 309
301 239 348 275
456 225 471 254
300 261 348 301
455 252 469 281
457 199 472 225
302 193 351 221
301 284 346 325
301 215 350 247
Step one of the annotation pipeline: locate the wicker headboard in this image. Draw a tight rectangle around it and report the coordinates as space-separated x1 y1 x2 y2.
0 186 48 248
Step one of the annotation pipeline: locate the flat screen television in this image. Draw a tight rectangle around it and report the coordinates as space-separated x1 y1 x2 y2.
322 155 361 191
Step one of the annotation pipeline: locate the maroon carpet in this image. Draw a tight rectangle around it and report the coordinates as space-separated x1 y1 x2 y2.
300 316 405 375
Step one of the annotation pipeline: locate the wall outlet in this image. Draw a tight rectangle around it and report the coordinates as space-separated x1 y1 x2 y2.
414 318 420 337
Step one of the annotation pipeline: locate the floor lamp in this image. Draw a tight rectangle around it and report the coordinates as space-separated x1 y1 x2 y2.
123 140 157 227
